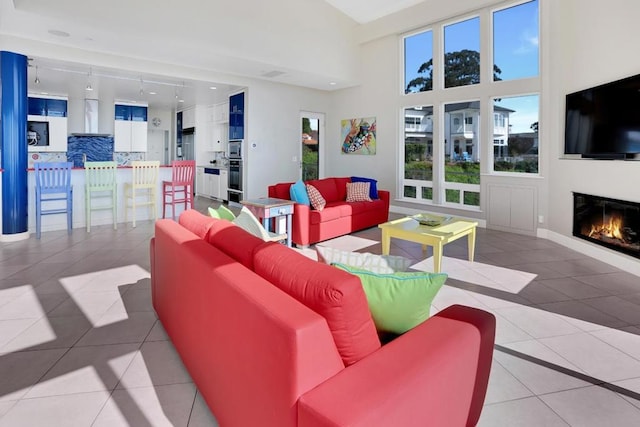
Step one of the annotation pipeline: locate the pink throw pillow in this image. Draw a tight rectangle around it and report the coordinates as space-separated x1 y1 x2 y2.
346 182 372 202
306 184 326 211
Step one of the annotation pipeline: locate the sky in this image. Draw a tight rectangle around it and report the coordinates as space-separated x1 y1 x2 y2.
404 0 539 133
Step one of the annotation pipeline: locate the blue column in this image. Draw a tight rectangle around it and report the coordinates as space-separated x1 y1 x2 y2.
0 51 28 237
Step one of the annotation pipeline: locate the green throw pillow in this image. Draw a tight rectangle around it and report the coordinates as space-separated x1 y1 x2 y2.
333 263 447 334
208 205 236 220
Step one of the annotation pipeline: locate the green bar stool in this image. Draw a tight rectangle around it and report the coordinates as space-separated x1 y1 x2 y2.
85 161 117 232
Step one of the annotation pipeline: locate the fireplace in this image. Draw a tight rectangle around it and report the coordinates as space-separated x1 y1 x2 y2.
573 193 640 259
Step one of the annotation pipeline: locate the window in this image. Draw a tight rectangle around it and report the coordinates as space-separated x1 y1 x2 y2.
404 30 433 93
401 0 540 209
404 106 434 202
493 0 539 81
493 94 539 173
443 17 480 88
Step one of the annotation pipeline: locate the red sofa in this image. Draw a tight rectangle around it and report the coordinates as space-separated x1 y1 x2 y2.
151 210 496 427
268 177 390 247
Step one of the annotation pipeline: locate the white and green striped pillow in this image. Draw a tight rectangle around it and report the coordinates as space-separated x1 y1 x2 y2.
315 246 412 274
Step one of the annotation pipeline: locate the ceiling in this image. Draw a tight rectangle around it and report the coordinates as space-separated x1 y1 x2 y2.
1 0 425 110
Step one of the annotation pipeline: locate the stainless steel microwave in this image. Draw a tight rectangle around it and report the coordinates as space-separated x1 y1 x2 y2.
228 140 242 159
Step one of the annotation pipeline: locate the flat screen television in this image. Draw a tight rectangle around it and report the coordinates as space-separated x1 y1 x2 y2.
27 120 49 147
564 73 640 159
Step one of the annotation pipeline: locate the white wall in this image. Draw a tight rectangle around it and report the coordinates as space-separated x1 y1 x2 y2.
547 0 640 238
244 82 331 199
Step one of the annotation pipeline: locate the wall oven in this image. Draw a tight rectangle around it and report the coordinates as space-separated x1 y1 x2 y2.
228 141 242 159
227 159 243 203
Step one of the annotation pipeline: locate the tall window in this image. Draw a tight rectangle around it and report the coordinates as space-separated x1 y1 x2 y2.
404 30 433 93
444 17 481 88
401 0 539 209
493 95 539 173
403 106 433 201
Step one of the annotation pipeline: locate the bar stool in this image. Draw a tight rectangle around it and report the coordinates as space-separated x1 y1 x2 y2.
34 161 73 239
162 160 195 220
124 160 160 227
85 161 117 232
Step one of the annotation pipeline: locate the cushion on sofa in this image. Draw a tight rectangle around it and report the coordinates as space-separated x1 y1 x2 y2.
333 263 447 334
306 184 326 211
207 220 267 270
290 180 310 206
253 243 381 366
179 210 216 239
306 178 339 203
351 176 379 199
316 246 412 274
333 177 351 201
346 182 372 202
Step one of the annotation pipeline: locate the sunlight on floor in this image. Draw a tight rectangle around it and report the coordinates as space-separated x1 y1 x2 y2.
412 256 537 294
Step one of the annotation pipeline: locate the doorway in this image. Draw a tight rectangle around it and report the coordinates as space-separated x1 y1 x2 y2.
300 112 324 181
147 129 169 164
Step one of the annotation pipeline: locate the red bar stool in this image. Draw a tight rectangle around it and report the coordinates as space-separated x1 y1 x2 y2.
162 160 195 220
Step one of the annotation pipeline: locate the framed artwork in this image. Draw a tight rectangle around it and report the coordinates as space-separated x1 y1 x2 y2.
341 117 376 155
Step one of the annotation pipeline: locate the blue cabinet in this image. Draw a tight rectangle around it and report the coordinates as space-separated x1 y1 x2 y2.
114 104 148 121
28 97 67 117
229 92 244 140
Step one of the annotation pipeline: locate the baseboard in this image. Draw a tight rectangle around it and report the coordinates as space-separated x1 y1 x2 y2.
540 228 640 277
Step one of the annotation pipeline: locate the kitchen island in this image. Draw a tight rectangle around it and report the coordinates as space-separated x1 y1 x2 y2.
0 165 174 237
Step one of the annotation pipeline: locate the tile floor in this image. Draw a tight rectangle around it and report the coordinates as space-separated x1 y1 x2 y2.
0 197 639 426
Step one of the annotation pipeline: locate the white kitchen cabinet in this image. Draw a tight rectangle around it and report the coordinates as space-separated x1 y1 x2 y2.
209 123 227 152
209 173 221 199
214 102 229 123
196 167 205 196
27 115 68 152
114 120 148 152
182 108 196 129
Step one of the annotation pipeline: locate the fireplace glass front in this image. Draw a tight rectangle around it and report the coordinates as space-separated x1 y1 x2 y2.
573 192 640 259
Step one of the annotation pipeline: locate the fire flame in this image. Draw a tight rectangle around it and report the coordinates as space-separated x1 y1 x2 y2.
588 216 623 240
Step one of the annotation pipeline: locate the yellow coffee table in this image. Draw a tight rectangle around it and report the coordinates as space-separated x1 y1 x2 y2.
378 215 478 273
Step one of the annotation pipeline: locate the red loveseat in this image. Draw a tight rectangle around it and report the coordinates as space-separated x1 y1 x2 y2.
150 209 496 427
268 177 390 247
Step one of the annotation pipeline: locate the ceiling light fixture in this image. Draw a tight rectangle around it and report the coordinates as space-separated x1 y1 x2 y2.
86 67 93 91
34 66 40 84
209 86 217 90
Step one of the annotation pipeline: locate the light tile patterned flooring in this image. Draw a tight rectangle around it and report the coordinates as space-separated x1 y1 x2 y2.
0 197 639 426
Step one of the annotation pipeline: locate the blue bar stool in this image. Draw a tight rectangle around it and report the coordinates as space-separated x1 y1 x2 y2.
34 162 73 239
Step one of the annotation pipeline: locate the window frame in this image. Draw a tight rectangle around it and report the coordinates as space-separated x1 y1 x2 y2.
400 0 540 211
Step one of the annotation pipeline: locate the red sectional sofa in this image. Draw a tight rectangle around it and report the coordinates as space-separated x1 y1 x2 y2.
151 209 496 427
268 177 390 247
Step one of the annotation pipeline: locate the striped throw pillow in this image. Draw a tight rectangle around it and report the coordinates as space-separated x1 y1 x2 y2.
346 181 372 202
306 184 326 211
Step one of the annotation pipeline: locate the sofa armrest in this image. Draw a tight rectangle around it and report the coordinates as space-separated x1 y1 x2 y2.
298 305 496 427
377 189 390 214
291 203 312 246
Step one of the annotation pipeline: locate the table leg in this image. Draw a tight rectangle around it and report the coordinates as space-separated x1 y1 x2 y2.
433 243 443 273
468 227 476 263
286 213 292 248
381 230 390 255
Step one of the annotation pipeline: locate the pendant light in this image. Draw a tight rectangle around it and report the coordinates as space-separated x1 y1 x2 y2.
86 67 93 91
34 65 40 84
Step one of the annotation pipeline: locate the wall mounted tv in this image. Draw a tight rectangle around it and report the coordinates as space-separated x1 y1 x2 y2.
565 73 640 159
